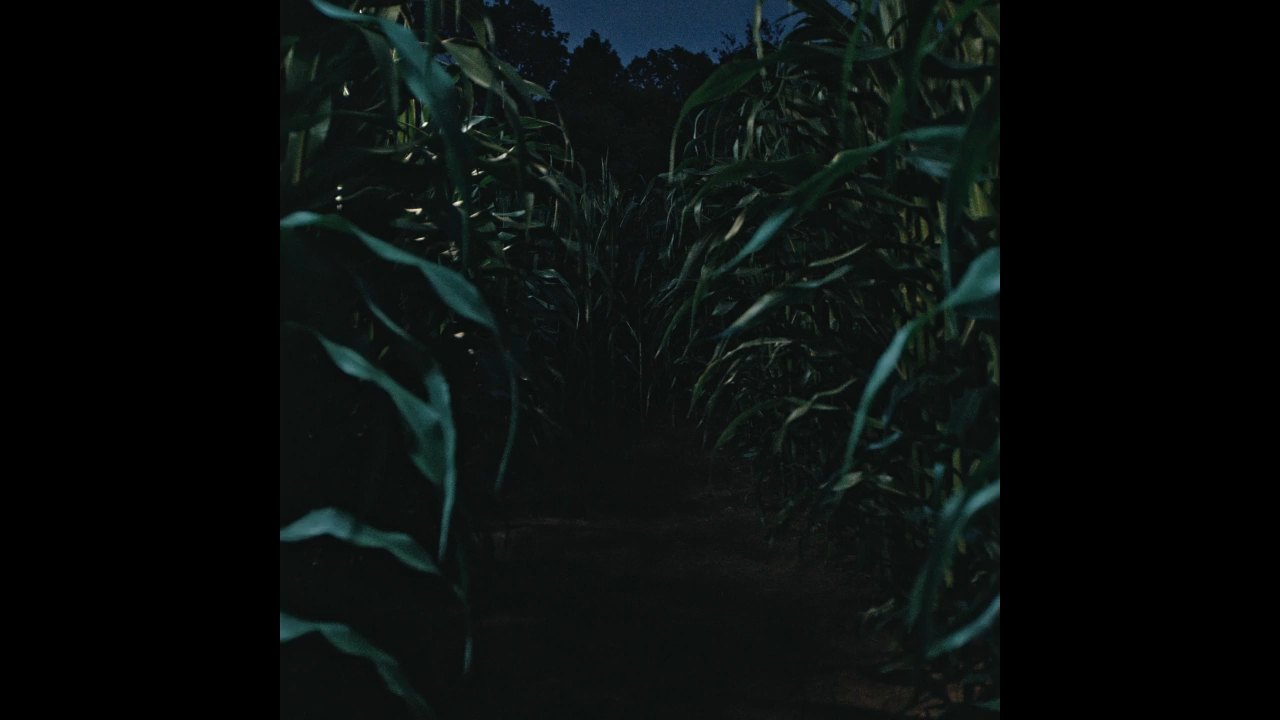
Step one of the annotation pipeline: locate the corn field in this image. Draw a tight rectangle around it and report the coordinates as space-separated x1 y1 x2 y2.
281 1 999 717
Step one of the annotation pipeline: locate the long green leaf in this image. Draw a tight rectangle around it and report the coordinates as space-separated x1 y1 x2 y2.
281 507 442 576
308 0 474 267
723 265 854 336
421 364 458 557
940 247 1000 311
293 328 458 559
927 593 1000 659
839 246 999 476
908 479 1001 651
350 270 515 499
942 71 1000 331
669 44 834 175
717 126 963 277
280 611 434 719
280 212 497 330
715 398 792 449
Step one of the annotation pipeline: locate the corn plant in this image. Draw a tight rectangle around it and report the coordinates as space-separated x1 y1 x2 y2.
279 0 587 715
654 0 1001 710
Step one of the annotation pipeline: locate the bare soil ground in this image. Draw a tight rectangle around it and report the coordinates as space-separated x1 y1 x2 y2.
458 422 972 719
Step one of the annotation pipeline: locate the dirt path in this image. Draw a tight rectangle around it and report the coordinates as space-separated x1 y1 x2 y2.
461 426 956 719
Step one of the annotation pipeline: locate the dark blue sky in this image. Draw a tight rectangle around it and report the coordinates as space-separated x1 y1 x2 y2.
533 0 802 63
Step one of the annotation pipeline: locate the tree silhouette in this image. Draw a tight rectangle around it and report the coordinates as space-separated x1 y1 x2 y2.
553 31 626 177
715 17 786 64
626 46 715 108
482 0 570 91
563 30 626 101
429 0 760 187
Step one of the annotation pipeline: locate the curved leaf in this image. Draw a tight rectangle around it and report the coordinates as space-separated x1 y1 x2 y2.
908 479 1001 645
280 611 434 719
941 247 1000 310
927 593 1000 659
291 328 458 559
942 72 1000 318
308 0 474 265
723 265 854 336
281 507 442 576
281 212 497 330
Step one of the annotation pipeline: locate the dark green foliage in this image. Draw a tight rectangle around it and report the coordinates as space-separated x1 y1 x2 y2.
650 0 1001 710
281 0 1001 716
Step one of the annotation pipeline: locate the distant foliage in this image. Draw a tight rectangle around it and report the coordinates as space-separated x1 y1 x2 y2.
479 0 570 91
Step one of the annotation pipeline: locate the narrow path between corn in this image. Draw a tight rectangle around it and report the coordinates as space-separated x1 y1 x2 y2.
462 422 957 719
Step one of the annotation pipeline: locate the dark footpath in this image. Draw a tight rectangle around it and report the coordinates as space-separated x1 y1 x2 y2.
282 422 964 719
460 425 951 719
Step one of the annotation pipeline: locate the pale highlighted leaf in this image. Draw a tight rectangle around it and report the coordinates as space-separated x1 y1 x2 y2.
280 611 434 719
280 507 442 576
281 212 496 330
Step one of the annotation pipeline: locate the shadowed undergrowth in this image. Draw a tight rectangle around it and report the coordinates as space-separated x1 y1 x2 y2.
286 426 983 720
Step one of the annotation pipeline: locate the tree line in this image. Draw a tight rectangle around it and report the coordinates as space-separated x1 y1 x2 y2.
437 0 785 185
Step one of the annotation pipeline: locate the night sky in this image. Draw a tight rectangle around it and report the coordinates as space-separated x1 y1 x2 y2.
533 0 803 63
